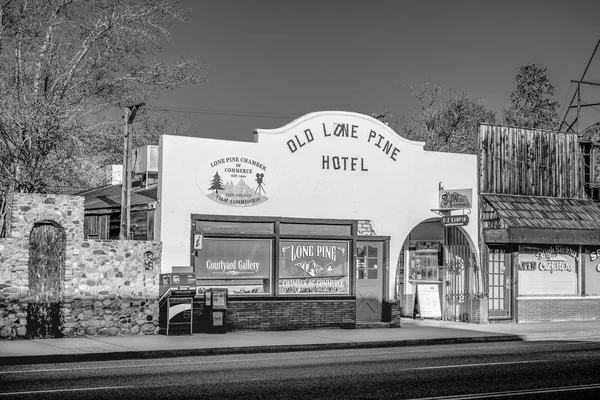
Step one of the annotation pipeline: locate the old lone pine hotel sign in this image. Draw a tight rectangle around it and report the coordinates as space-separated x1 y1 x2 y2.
198 156 269 207
286 122 401 171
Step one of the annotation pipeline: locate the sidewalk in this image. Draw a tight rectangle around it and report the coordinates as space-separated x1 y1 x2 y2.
2 318 600 365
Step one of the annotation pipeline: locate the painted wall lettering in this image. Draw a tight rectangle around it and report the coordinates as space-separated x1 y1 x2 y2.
590 248 600 262
286 123 400 165
286 129 315 153
367 130 400 161
322 155 368 171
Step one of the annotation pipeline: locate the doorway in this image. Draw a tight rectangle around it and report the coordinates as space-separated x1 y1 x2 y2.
356 241 385 321
487 248 511 319
27 222 65 338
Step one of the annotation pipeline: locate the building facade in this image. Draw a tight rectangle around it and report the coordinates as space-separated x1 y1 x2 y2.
156 111 482 330
478 124 600 323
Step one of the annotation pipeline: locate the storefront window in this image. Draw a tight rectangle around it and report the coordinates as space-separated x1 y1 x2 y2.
409 241 442 281
195 238 272 295
518 245 578 296
278 240 349 295
584 246 600 296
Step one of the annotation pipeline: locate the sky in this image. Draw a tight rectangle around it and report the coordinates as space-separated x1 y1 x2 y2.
153 0 600 142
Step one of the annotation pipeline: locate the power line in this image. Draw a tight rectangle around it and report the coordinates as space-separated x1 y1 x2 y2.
150 106 301 119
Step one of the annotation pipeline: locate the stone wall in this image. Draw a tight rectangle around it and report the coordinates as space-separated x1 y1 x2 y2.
0 193 161 339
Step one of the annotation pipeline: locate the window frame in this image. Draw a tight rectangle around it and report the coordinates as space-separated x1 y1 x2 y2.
190 214 358 300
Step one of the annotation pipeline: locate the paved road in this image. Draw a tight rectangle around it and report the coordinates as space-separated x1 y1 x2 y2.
2 340 600 399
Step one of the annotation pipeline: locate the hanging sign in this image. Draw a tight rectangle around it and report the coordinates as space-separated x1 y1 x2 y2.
439 189 472 209
441 215 469 227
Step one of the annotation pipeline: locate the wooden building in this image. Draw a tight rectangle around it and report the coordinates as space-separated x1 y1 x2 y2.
478 124 600 322
79 183 157 240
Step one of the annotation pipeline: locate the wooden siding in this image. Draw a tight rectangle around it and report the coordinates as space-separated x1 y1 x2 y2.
479 124 585 198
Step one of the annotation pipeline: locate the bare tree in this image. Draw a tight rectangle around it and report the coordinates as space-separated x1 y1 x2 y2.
0 0 205 235
376 83 496 154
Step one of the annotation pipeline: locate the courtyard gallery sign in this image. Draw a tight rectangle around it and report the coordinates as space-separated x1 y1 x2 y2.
195 238 271 278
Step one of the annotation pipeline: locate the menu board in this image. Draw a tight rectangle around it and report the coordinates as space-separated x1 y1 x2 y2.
415 284 442 318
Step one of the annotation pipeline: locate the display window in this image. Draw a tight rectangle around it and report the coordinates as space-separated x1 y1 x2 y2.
408 241 442 281
278 240 350 295
192 216 355 297
195 238 272 295
518 245 578 296
584 246 600 296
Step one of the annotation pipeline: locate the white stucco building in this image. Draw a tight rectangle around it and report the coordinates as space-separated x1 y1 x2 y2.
157 111 481 328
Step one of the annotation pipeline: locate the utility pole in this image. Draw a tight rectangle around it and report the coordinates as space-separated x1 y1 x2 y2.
120 103 144 240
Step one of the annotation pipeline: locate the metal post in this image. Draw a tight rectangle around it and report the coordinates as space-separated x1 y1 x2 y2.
120 107 131 240
576 82 581 134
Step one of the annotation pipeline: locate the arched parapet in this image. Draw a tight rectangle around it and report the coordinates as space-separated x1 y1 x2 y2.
9 193 85 242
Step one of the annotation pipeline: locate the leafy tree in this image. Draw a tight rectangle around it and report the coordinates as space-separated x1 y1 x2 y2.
502 64 560 130
378 83 496 154
0 0 205 235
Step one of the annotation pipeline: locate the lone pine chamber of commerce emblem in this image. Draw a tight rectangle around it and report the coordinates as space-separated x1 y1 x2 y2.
198 156 269 207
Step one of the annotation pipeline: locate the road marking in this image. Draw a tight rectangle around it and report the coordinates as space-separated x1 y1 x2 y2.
2 341 596 375
399 359 550 372
0 386 134 396
413 383 600 399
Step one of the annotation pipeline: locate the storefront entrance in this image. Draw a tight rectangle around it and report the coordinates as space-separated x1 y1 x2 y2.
487 248 511 319
356 241 384 321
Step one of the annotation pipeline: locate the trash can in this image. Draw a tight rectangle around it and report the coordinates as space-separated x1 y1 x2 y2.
159 273 196 335
206 288 228 334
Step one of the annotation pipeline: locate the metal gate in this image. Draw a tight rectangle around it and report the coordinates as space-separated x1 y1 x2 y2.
27 222 65 338
443 226 482 321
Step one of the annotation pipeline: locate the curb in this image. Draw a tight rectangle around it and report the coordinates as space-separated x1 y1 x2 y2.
0 335 522 366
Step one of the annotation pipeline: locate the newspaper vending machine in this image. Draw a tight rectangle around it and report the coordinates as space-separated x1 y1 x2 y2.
159 273 196 335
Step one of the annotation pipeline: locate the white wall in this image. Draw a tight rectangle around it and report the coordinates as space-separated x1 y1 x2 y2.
157 111 479 298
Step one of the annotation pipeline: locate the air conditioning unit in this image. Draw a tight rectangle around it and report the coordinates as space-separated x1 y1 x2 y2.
133 145 159 174
105 164 123 185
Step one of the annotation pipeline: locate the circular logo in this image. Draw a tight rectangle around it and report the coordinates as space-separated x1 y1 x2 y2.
198 156 270 207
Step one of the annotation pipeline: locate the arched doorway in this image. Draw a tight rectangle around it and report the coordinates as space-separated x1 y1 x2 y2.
27 221 65 338
444 226 481 321
397 219 481 321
